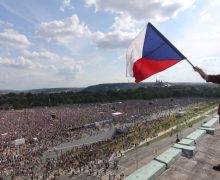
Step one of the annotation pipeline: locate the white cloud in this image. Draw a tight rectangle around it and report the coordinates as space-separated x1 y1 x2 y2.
60 0 74 11
89 0 196 49
199 11 211 22
92 30 137 49
92 13 141 49
0 56 35 69
0 29 31 49
22 50 83 79
57 57 83 79
0 2 35 24
174 7 220 60
196 57 220 74
0 20 13 28
112 13 139 31
211 0 220 7
86 0 195 21
23 50 58 60
0 46 84 81
37 14 91 44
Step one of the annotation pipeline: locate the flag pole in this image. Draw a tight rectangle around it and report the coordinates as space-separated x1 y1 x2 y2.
186 59 194 68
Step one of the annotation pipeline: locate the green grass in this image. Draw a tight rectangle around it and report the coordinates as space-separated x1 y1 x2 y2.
139 113 213 148
207 110 217 116
124 103 218 152
146 104 217 140
188 116 206 126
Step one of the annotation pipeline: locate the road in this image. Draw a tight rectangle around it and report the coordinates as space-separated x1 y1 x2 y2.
54 129 115 151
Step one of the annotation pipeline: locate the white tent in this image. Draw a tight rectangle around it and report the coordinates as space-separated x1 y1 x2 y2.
112 112 123 116
14 138 25 146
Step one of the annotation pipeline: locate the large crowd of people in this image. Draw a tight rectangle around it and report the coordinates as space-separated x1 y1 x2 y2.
0 98 214 179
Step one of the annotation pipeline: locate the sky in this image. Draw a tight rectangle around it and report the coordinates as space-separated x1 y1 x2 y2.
0 0 220 90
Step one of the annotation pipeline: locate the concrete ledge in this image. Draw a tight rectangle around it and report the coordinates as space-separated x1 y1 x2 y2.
154 147 182 168
199 127 215 135
202 118 218 128
172 144 197 157
178 138 195 146
185 129 206 142
125 160 166 180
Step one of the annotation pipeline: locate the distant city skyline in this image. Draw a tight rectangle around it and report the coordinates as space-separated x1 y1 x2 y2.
0 0 220 90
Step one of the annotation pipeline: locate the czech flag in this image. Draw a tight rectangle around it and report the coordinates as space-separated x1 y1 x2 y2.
126 22 186 83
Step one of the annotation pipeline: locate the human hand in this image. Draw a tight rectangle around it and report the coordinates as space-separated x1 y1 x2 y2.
193 66 208 80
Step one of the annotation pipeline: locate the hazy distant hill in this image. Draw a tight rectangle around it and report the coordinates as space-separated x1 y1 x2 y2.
0 90 19 95
0 82 217 95
0 88 84 94
82 82 215 93
82 83 155 93
0 82 219 109
26 87 84 94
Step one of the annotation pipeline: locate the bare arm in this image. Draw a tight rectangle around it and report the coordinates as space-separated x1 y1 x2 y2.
193 66 208 81
194 66 220 84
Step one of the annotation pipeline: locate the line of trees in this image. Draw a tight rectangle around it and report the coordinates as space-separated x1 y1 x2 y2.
0 85 219 109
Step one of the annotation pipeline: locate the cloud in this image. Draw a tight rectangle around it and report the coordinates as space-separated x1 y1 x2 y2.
37 14 91 44
23 50 58 60
0 20 13 28
92 13 140 49
92 29 137 49
86 0 195 21
211 0 220 7
23 50 84 79
0 56 35 69
0 47 84 81
0 54 83 88
112 13 139 31
199 12 211 22
0 1 35 24
60 0 74 11
174 5 220 60
0 29 31 49
57 58 83 79
89 0 195 49
197 56 220 74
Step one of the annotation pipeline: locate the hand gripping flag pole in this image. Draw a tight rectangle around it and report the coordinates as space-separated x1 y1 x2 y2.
126 22 194 83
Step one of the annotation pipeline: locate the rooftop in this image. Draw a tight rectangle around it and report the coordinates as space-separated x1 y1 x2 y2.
154 147 181 166
126 160 166 180
172 143 196 151
202 117 218 128
158 123 220 180
185 129 206 141
178 138 195 146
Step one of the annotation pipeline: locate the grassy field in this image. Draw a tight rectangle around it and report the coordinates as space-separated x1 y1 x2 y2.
103 102 218 153
141 102 218 147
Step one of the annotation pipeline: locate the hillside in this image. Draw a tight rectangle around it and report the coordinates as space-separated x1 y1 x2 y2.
0 88 84 95
82 82 216 93
82 82 155 93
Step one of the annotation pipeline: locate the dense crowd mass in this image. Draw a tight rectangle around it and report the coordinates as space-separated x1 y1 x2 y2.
0 98 214 179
